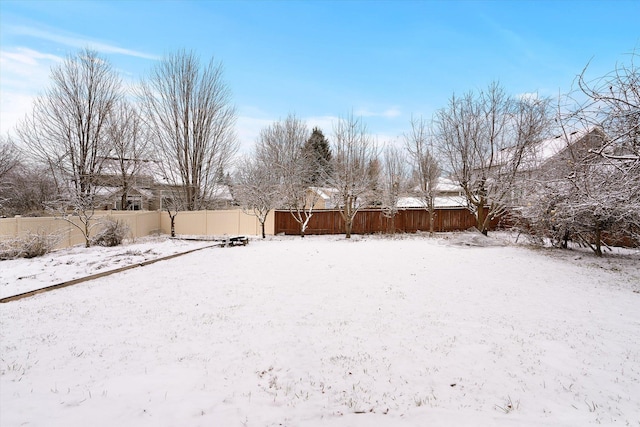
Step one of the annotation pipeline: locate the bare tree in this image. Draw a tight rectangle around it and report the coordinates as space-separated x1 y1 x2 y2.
576 51 639 163
520 52 640 255
16 48 121 246
0 136 21 181
138 50 237 211
106 100 151 210
0 161 57 217
0 136 21 212
160 186 186 238
568 51 640 251
380 144 407 233
329 113 379 238
0 136 20 213
436 82 551 235
404 116 441 235
256 114 318 236
233 155 280 238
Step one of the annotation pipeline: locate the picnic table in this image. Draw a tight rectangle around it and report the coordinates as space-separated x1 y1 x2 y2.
222 236 249 247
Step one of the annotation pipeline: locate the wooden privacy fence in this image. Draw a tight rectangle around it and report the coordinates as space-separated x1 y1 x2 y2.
274 208 501 235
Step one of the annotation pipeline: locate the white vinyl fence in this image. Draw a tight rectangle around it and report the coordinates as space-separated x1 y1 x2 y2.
0 210 274 249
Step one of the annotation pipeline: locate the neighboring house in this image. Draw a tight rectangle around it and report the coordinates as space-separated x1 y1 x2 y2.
397 177 467 208
207 184 236 209
94 158 235 211
509 126 605 205
306 187 341 209
93 158 161 210
95 186 155 210
519 126 604 178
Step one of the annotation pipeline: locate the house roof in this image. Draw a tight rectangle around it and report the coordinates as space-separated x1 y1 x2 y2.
509 126 604 172
94 186 154 199
436 177 463 193
309 187 340 200
99 157 163 182
397 195 467 208
211 184 233 201
537 128 598 162
409 177 464 195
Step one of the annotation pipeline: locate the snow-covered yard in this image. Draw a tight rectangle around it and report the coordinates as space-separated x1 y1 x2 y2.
1 233 639 426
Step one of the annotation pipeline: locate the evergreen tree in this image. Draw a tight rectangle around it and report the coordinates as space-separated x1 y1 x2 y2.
303 127 332 185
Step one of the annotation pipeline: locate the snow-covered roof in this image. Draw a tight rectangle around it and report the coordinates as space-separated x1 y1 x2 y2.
410 178 464 195
309 187 340 200
93 186 154 199
211 185 233 201
397 195 467 208
436 177 463 193
93 186 120 197
506 126 603 172
99 158 164 182
397 197 426 208
537 128 594 163
434 195 468 208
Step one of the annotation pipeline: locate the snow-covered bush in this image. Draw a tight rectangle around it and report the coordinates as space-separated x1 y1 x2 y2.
0 231 60 260
92 217 130 247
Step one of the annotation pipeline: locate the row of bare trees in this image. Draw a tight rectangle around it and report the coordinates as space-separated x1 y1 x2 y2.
2 46 637 250
233 112 442 239
233 87 552 240
234 114 379 239
234 51 638 249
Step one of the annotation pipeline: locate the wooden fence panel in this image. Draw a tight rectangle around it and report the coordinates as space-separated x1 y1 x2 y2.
274 208 485 235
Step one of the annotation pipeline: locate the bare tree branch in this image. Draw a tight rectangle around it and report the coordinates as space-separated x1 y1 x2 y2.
328 113 379 239
138 50 237 211
15 49 121 246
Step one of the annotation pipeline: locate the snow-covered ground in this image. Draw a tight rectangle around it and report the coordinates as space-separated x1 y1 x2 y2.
1 233 639 426
0 236 216 299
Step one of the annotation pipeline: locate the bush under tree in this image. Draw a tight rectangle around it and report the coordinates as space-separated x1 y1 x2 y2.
92 217 130 247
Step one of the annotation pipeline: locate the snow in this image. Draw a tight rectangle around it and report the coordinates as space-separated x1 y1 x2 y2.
397 196 467 208
1 233 639 426
0 237 216 299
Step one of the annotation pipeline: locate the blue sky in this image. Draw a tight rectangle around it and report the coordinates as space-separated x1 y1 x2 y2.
1 0 639 153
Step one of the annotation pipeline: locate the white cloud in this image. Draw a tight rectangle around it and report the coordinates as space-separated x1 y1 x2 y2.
0 92 35 135
517 92 539 101
234 115 272 155
354 107 402 119
1 47 62 66
9 25 160 60
233 113 341 159
0 48 63 135
305 115 339 133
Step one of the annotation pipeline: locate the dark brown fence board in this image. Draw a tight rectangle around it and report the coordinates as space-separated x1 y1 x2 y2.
274 208 492 235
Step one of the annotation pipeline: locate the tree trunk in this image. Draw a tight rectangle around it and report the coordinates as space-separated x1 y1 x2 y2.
260 221 266 239
170 214 176 237
561 230 569 249
120 183 128 210
84 219 91 248
345 218 352 239
428 206 435 236
594 224 603 257
477 203 488 236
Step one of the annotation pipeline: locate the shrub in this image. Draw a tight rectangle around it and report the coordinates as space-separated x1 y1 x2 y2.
92 217 130 247
0 232 60 260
